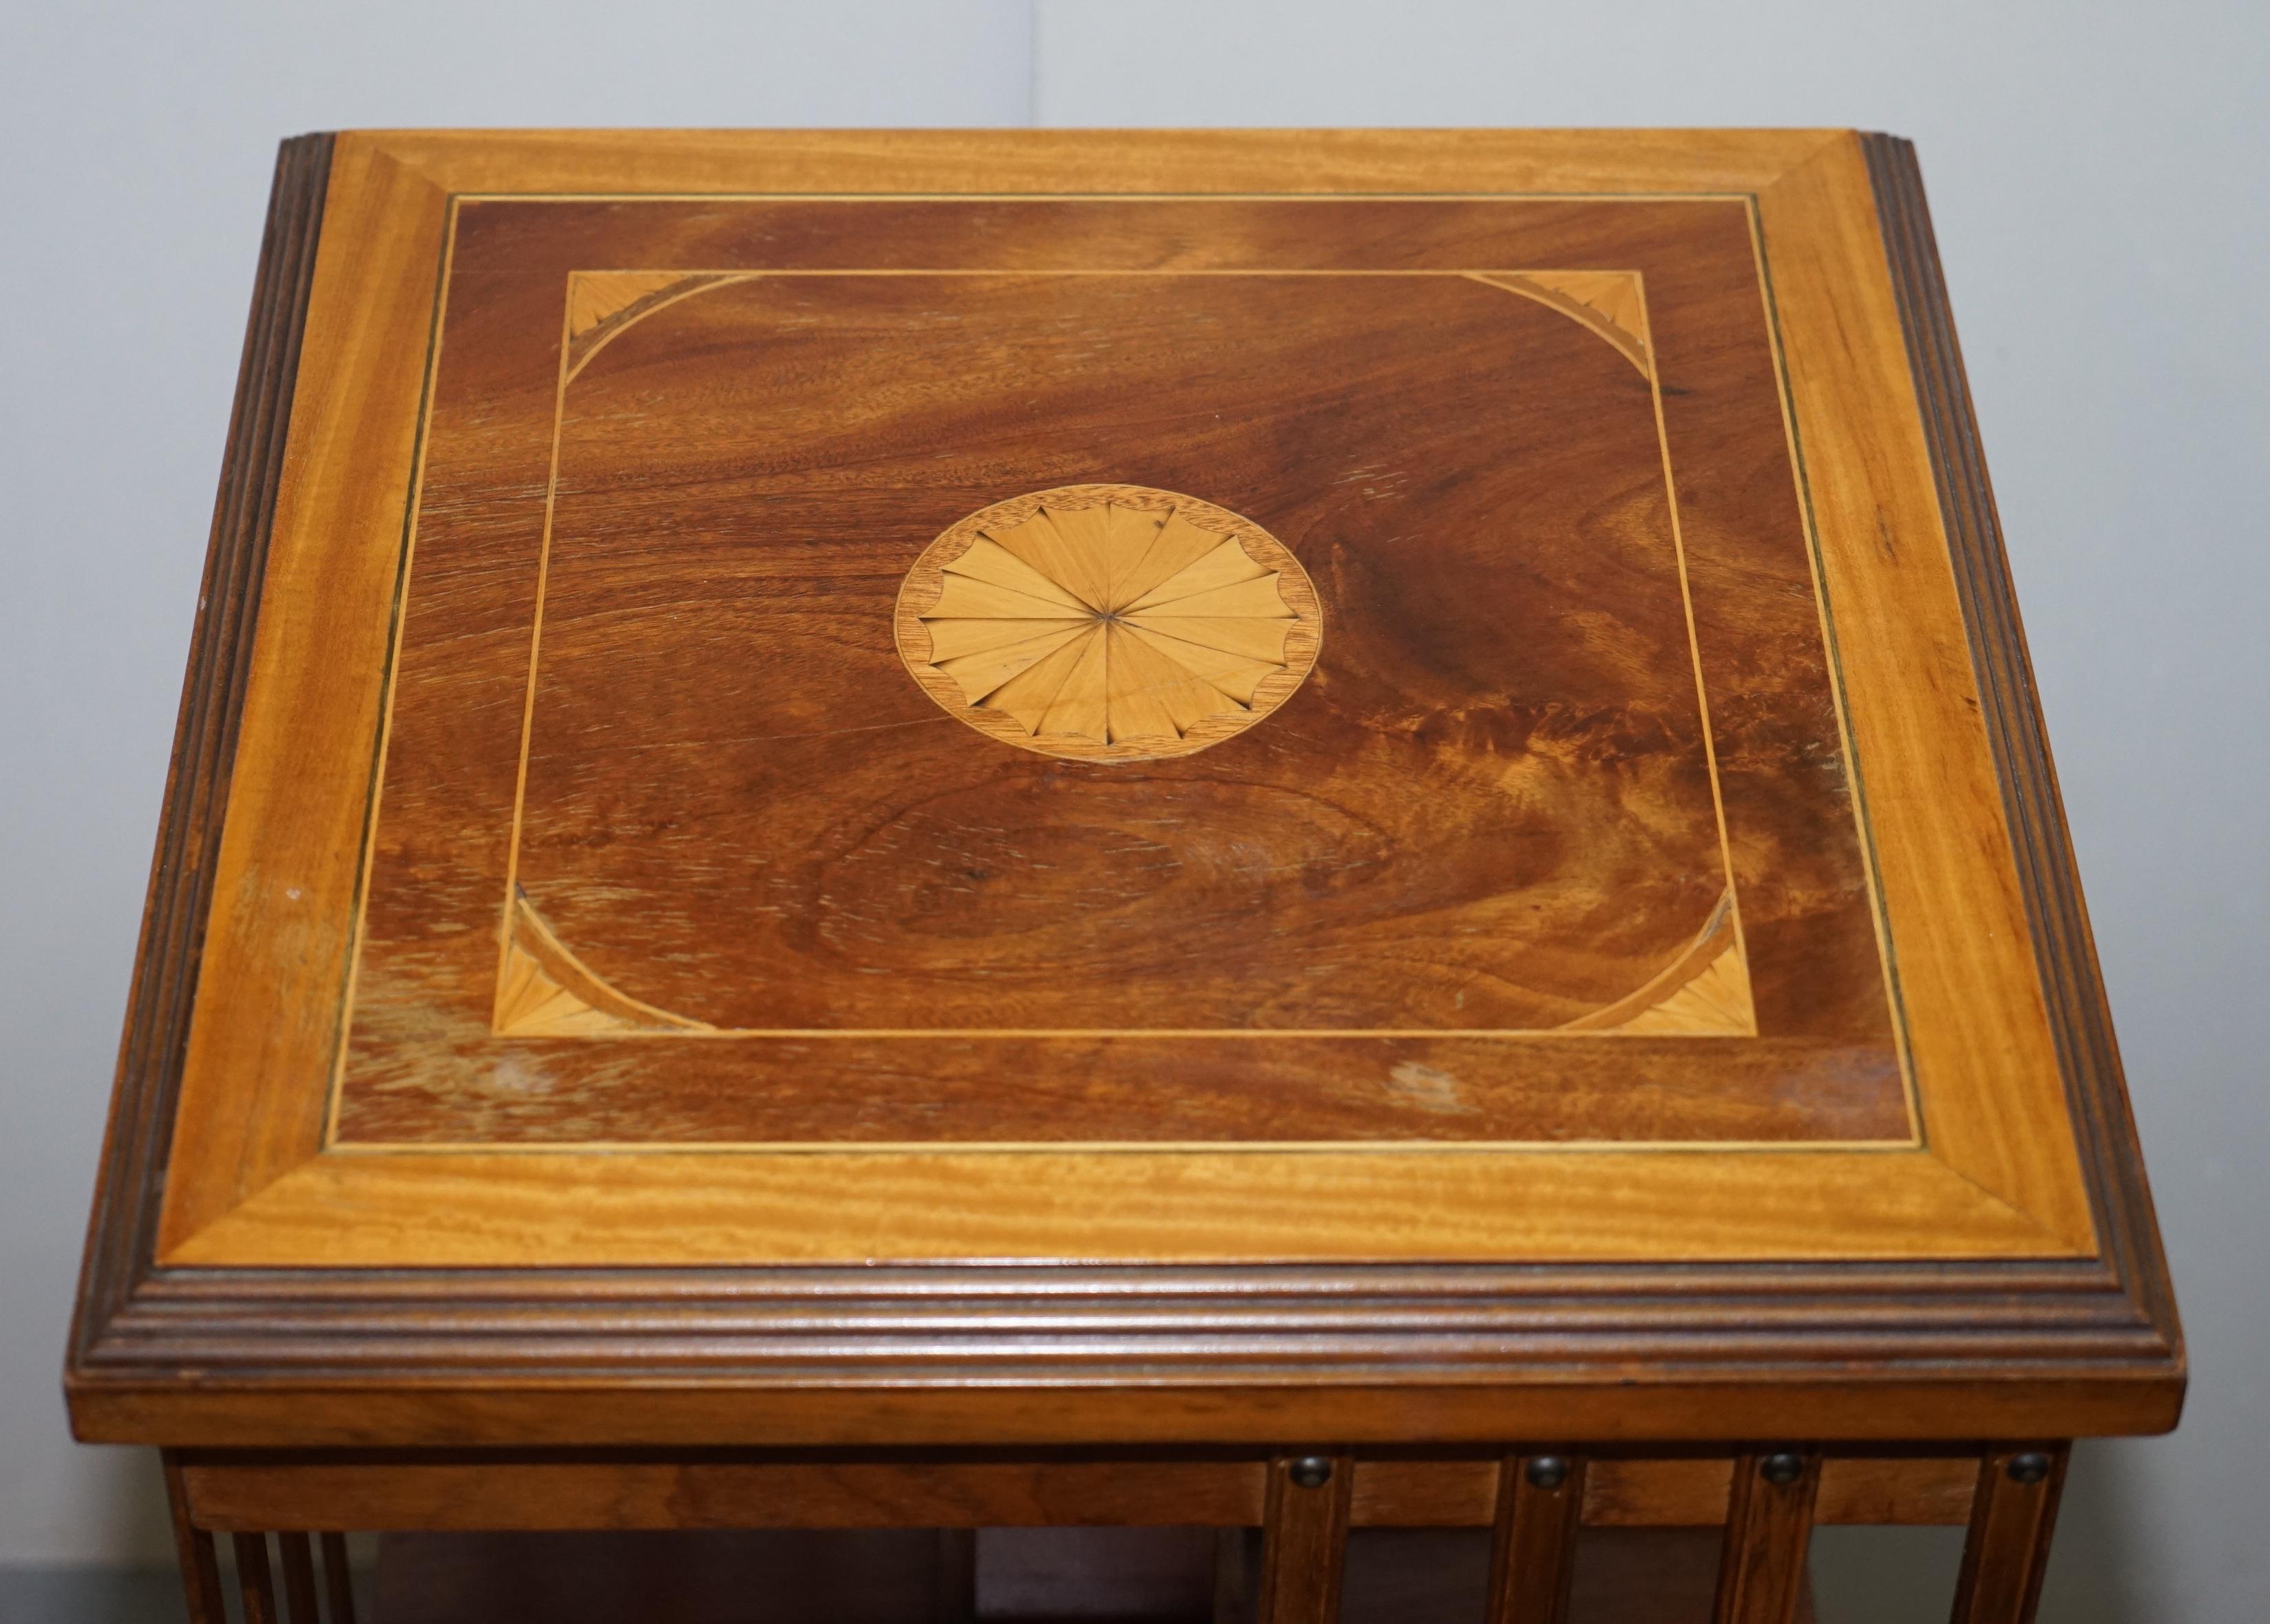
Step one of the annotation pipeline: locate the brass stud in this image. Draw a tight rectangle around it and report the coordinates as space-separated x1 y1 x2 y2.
1761 1453 1805 1486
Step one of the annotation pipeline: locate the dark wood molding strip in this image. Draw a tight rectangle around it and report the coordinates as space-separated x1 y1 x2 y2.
66 134 335 1367
319 1532 358 1624
73 1246 2178 1442
1859 131 2183 1378
233 1531 280 1624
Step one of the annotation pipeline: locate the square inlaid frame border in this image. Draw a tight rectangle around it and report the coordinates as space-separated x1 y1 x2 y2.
144 131 2101 1269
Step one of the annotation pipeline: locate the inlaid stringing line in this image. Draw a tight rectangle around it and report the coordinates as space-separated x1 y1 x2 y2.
326 1135 1924 1157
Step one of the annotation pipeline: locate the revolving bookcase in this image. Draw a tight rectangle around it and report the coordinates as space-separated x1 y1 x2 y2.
67 129 2180 1624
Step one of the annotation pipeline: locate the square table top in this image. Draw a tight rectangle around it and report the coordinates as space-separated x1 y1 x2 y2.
67 129 2180 1448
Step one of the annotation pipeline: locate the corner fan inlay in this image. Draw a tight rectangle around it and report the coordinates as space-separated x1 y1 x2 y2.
894 485 1324 763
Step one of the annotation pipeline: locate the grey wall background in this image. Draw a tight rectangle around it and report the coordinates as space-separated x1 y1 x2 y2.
2 2 2260 1617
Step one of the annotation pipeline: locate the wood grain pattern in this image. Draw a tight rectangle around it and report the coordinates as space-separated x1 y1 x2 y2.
1347 1459 1502 1527
503 246 1731 1050
160 1143 2067 1267
1765 136 2095 1248
234 1532 279 1624
1259 1454 1352 1624
330 199 1873 1146
1712 1453 1819 1624
1487 1455 1585 1623
1949 1448 2067 1624
1345 1455 1975 1530
185 1455 1267 1532
177 1451 1977 1534
1586 1458 1733 1527
344 127 1858 197
90 1372 2175 1453
1585 1455 1975 1528
1814 1457 1977 1527
149 130 438 1249
67 130 2178 1457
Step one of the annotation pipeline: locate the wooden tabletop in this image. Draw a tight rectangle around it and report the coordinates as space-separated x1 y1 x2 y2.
67 129 2180 1448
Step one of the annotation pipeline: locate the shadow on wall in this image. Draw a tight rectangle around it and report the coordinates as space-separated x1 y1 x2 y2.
1809 1525 1964 1621
2036 1438 2150 1622
1805 1440 2150 1623
0 1568 187 1624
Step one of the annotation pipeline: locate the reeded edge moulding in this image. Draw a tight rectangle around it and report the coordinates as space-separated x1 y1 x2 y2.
894 484 1324 763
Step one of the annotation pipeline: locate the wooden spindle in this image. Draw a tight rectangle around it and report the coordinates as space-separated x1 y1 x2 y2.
233 1532 280 1624
1258 1453 1352 1624
161 1455 227 1624
1951 1446 2068 1624
278 1531 321 1623
319 1532 359 1624
1713 1451 1820 1624
1486 1453 1586 1624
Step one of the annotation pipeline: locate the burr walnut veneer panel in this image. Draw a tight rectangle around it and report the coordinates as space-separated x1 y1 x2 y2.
333 191 1887 1150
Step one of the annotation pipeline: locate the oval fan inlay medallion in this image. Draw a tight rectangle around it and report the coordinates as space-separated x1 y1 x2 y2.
894 484 1323 762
